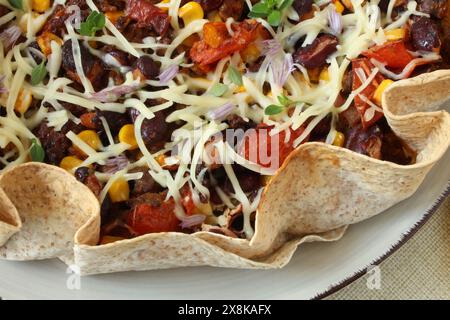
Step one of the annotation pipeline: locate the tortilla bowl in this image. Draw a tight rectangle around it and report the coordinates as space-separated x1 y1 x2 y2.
0 70 449 275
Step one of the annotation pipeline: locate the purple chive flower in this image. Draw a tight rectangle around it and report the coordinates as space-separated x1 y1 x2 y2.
0 25 21 50
103 155 129 174
158 64 179 85
0 75 7 93
180 214 206 229
328 5 343 35
270 53 295 87
261 39 282 58
91 84 139 102
208 102 235 120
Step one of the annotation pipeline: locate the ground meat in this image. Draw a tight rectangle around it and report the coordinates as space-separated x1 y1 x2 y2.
41 1 90 38
130 169 163 196
60 101 86 117
410 17 441 52
34 121 82 165
223 167 261 194
293 34 339 69
61 40 108 91
125 0 171 36
218 0 245 21
416 0 448 19
94 0 126 12
293 0 313 18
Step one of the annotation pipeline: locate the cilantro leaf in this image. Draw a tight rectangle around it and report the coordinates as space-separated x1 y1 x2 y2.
228 66 243 86
31 62 47 85
210 83 229 97
79 11 105 36
30 138 45 162
265 104 284 115
8 0 22 10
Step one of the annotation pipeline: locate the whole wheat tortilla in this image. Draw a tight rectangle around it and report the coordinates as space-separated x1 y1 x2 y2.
0 70 449 275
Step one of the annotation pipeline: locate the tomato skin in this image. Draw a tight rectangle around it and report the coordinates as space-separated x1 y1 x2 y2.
126 0 170 36
239 124 307 169
362 40 414 69
127 197 180 235
190 21 261 70
352 58 385 129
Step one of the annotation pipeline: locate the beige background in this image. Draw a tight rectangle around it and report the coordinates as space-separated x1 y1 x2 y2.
326 196 449 300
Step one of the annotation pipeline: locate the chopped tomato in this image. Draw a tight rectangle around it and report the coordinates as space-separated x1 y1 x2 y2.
180 184 196 216
126 0 170 36
352 58 385 129
190 21 261 71
239 124 307 169
127 196 180 235
80 112 98 129
362 40 414 69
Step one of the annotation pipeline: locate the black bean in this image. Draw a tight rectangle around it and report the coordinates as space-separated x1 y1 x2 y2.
410 17 441 52
133 55 160 80
74 167 90 183
293 34 339 69
293 0 313 18
345 124 383 160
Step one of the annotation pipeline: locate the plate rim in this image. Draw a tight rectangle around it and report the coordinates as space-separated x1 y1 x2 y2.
313 183 450 300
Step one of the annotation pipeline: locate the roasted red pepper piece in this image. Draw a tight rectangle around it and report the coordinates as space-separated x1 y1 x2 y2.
352 58 385 129
190 20 260 71
239 124 307 169
127 196 180 235
362 40 414 69
125 0 170 36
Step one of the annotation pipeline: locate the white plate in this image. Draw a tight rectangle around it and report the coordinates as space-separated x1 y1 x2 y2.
0 149 448 300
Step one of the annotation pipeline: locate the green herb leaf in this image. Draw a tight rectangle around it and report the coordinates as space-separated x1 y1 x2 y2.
277 0 294 11
30 139 45 162
228 66 243 86
8 0 22 10
277 94 292 106
250 2 271 15
210 83 229 97
31 62 47 85
268 9 282 26
79 11 105 36
265 104 284 115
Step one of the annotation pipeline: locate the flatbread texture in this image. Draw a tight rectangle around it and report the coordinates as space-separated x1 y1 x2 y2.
0 70 449 275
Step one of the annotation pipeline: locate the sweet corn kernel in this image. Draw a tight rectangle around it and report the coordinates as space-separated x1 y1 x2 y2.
332 131 345 147
374 79 394 105
341 0 354 11
156 154 166 166
235 86 246 93
240 43 261 64
60 156 84 171
334 1 345 13
108 178 130 203
32 0 50 13
118 124 138 150
208 11 222 22
37 32 63 56
319 68 330 81
14 89 33 114
385 28 406 41
105 11 123 24
77 130 102 151
179 2 204 26
100 236 125 245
